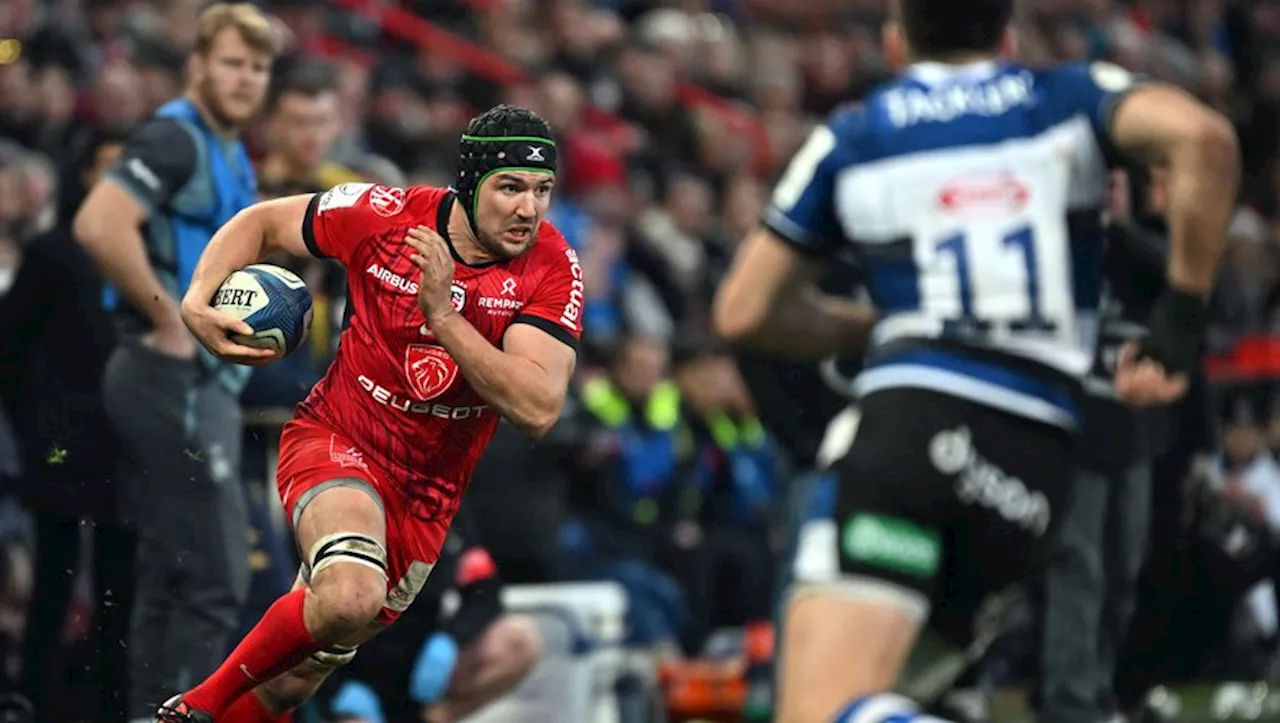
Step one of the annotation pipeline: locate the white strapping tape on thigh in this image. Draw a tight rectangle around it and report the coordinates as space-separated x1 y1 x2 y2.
790 520 931 624
308 532 388 580
789 575 931 626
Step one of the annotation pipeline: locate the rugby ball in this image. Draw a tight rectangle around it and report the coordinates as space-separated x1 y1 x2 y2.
212 263 314 357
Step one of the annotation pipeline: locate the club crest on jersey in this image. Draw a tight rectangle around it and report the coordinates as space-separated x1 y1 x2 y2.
368 185 406 217
405 344 459 400
419 283 468 339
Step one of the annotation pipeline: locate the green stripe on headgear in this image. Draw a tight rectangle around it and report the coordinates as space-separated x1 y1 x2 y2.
454 114 557 238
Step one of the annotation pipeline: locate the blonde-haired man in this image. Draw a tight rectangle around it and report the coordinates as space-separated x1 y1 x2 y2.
73 4 281 719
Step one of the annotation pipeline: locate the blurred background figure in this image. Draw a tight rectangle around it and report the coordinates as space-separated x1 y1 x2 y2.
72 4 279 717
256 60 360 198
0 129 134 723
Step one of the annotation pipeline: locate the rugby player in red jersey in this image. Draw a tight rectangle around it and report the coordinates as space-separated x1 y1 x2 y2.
158 105 583 722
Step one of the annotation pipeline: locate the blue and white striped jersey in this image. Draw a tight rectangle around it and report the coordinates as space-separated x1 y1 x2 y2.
765 59 1142 429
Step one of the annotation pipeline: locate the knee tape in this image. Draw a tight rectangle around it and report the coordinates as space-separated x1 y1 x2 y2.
308 643 359 670
308 532 388 580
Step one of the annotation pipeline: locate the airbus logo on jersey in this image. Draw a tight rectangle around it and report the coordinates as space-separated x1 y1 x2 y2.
367 264 418 294
884 71 1035 127
939 172 1029 217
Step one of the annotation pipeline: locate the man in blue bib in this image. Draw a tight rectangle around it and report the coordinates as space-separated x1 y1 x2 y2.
73 4 280 718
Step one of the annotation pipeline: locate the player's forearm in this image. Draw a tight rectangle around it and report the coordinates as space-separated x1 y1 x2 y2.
182 208 271 312
428 311 563 437
74 220 177 328
1162 122 1239 295
724 287 877 360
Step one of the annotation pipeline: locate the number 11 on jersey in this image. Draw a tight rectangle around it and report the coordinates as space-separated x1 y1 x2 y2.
934 225 1059 336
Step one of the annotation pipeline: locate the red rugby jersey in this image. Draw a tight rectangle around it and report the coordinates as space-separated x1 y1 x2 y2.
297 182 583 520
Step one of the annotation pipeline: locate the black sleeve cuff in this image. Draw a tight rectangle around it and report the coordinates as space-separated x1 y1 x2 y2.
302 193 327 259
511 314 579 352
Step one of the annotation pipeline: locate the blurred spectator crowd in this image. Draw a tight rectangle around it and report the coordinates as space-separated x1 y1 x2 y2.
0 0 1277 721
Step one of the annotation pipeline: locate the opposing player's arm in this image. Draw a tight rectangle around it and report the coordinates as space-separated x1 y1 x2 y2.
1077 61 1239 399
1107 80 1239 296
715 230 876 359
713 120 877 359
74 119 195 330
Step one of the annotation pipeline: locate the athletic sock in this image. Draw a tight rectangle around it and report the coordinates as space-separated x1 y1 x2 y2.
834 692 945 722
182 589 319 716
220 691 294 723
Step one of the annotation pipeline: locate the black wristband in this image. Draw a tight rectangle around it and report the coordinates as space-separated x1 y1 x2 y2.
1137 287 1208 375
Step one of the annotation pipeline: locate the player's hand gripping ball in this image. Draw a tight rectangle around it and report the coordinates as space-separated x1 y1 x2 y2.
208 263 314 363
405 225 457 323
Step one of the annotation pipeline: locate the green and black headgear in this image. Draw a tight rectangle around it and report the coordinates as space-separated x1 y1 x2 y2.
454 104 558 237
